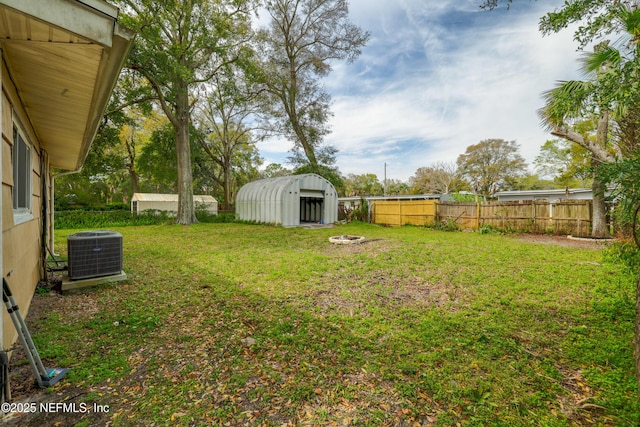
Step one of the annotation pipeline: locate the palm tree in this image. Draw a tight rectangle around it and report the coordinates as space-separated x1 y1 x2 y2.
538 4 640 237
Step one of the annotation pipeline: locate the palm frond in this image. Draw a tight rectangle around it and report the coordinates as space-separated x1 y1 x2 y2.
579 44 622 75
539 80 592 129
616 3 640 41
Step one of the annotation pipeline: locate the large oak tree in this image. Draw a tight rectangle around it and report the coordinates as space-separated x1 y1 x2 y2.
409 161 466 195
115 0 255 224
255 0 368 175
195 67 266 210
456 139 527 198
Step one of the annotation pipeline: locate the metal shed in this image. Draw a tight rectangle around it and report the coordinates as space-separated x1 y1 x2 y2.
236 174 338 227
131 193 218 215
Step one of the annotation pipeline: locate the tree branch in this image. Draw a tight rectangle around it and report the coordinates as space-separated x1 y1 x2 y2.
129 64 178 127
550 126 616 163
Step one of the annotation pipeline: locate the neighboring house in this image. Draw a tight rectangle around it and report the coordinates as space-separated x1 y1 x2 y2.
0 0 134 375
338 194 449 211
131 193 218 215
495 188 597 203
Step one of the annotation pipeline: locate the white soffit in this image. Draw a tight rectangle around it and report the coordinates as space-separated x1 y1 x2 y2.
0 0 134 170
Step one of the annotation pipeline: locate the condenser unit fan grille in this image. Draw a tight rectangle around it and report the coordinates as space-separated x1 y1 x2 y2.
67 231 123 280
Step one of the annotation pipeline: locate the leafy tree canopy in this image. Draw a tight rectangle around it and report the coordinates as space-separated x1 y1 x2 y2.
343 174 383 197
535 138 593 188
262 163 292 178
255 0 369 173
456 139 528 198
408 161 467 195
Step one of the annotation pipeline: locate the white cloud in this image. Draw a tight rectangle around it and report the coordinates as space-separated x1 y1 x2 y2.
256 0 585 182
321 0 584 181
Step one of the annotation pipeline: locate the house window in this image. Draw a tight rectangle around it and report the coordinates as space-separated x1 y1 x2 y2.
12 123 32 222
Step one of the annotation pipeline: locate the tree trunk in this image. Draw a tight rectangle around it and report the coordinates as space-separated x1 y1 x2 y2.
126 135 139 195
223 156 232 211
553 113 612 238
591 113 610 238
175 87 197 225
283 76 319 173
635 271 640 405
290 113 319 173
294 126 319 172
130 168 139 195
591 174 610 238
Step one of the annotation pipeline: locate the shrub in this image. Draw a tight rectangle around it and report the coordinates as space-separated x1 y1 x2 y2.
428 217 460 232
451 193 482 202
603 239 640 272
478 224 502 234
55 209 236 229
197 211 235 223
55 210 174 229
339 198 369 223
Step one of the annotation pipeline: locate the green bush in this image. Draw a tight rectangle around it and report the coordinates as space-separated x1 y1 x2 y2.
451 193 482 202
351 198 369 222
610 200 637 239
55 202 129 212
339 198 369 223
55 210 175 229
428 217 460 232
55 209 236 229
478 224 502 234
196 211 235 223
603 239 640 272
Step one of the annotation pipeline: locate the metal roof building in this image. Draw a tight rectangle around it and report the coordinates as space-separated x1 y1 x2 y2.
495 188 595 202
236 174 338 227
131 193 218 214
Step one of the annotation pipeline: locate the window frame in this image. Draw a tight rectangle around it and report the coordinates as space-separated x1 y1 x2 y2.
12 120 33 224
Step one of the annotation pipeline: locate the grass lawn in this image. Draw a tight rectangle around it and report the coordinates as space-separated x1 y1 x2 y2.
14 222 640 425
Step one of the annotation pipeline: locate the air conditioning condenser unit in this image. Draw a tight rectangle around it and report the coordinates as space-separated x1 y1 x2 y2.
67 231 123 280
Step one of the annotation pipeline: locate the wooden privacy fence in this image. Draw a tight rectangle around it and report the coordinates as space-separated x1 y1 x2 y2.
370 199 593 235
370 200 437 226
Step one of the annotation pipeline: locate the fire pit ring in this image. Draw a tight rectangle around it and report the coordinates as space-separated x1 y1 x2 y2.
329 235 365 245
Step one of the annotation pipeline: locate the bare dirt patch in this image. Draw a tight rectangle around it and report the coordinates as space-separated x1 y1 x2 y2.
511 234 613 249
324 238 396 256
309 269 459 318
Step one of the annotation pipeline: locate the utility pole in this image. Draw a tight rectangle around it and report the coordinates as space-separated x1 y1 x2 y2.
383 162 387 197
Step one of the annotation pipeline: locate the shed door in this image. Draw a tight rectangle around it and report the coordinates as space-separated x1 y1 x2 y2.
300 196 324 223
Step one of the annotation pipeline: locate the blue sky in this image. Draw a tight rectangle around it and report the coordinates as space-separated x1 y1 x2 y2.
256 0 584 182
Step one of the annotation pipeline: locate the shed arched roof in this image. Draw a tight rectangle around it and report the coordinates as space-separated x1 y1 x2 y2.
236 173 338 226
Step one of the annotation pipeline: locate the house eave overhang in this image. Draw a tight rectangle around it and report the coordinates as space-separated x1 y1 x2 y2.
0 0 135 170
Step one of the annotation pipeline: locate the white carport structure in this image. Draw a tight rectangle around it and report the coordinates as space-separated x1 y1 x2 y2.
131 193 218 215
236 174 338 227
